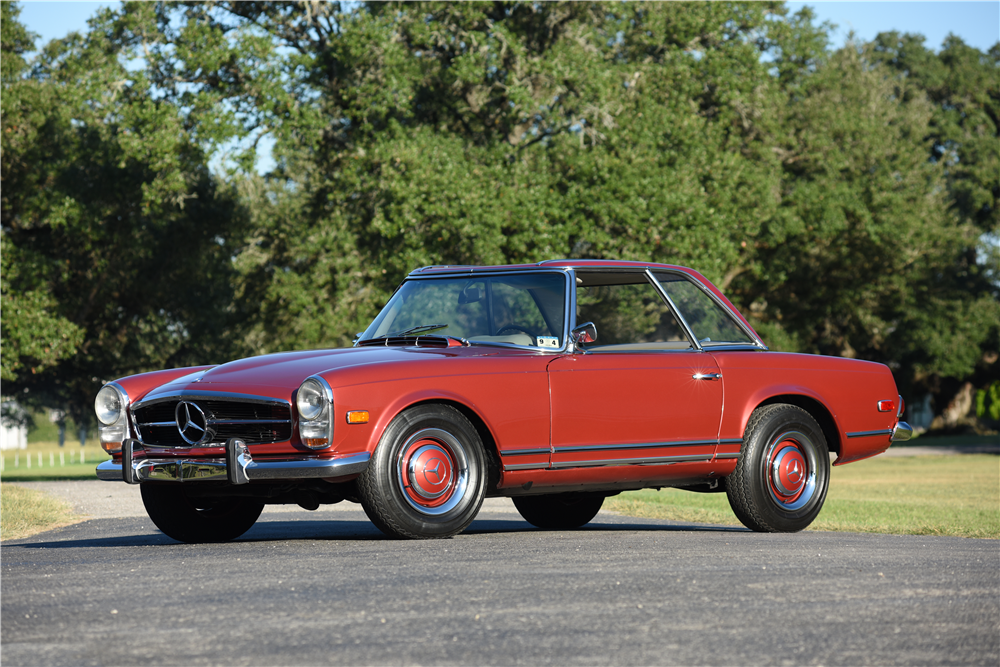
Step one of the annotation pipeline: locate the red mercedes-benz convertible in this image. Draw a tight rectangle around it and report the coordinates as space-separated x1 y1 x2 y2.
95 260 911 542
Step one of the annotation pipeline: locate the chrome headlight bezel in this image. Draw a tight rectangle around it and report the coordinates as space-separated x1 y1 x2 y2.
296 376 333 450
95 383 130 454
95 385 124 425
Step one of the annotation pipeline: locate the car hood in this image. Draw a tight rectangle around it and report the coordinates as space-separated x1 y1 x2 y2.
136 346 464 404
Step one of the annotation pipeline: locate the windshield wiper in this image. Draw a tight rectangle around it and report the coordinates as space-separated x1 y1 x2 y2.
390 323 449 336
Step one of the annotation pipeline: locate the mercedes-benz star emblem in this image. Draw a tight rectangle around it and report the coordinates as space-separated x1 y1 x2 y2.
786 459 803 484
175 401 209 445
423 457 444 484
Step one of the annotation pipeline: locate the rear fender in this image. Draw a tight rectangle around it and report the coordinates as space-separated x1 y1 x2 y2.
729 384 845 457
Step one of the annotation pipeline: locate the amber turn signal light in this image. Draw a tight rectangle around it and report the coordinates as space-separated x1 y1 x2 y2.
346 410 370 424
877 400 895 413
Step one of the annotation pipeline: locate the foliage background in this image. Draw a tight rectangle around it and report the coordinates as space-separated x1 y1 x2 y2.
2 1 997 430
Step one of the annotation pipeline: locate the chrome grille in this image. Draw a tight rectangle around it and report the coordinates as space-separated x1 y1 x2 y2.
133 398 292 447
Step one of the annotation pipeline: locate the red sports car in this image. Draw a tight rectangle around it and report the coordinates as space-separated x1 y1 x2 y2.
95 260 912 542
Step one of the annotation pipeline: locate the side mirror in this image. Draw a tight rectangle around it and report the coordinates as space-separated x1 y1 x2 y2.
570 322 597 351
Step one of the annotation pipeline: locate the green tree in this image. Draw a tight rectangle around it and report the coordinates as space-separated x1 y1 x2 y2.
1 3 245 425
137 1 796 350
4 0 997 428
733 31 998 401
1 2 84 384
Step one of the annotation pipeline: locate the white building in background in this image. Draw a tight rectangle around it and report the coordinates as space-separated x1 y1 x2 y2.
0 399 29 450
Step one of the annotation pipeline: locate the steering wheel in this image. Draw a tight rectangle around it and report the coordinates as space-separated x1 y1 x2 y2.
496 325 537 345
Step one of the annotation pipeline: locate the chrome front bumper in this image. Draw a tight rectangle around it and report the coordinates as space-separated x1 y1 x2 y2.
97 438 370 484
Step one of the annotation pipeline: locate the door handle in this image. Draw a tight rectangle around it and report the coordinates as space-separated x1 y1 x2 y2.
692 373 722 381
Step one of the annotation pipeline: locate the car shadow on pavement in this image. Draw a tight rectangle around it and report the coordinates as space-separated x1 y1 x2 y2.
7 515 747 550
464 518 748 534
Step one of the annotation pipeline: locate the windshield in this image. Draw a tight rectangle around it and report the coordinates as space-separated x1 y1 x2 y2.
361 273 568 349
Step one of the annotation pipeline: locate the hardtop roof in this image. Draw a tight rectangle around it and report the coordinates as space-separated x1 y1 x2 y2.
408 259 693 275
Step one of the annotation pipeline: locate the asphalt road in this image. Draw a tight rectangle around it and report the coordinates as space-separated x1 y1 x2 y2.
2 484 998 666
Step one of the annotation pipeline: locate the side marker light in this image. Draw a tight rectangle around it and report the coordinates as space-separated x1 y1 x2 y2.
346 410 370 424
877 400 895 413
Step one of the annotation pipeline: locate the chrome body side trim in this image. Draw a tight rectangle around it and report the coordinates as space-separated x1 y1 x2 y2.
713 453 742 460
553 439 718 454
891 421 913 442
550 454 712 469
97 451 371 483
502 462 550 472
499 448 551 457
845 429 893 439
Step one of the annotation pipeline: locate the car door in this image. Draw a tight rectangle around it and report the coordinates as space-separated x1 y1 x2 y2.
547 271 723 471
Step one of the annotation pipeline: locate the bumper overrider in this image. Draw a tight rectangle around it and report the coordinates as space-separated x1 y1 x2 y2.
891 421 913 442
97 438 370 485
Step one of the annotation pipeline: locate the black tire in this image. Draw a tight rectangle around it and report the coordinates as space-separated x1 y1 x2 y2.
726 403 830 533
357 404 486 539
140 484 264 543
513 493 604 530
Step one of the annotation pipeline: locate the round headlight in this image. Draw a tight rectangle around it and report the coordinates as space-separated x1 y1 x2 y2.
296 379 326 421
95 385 123 425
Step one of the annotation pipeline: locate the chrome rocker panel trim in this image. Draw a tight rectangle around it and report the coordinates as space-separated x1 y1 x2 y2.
97 450 371 484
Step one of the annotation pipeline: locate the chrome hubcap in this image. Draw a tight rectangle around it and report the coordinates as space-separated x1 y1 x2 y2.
397 428 469 516
765 431 818 511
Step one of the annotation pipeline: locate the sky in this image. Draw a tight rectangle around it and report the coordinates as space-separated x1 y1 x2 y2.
16 1 1000 54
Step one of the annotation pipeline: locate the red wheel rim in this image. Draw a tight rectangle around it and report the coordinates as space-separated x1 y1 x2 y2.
399 438 457 509
768 443 808 505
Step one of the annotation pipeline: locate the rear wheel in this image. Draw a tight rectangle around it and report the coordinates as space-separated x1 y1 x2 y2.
140 485 263 543
726 404 830 532
357 404 486 539
513 493 604 530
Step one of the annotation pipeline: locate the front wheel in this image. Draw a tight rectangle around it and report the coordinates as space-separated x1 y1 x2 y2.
513 493 604 530
725 404 830 533
140 485 264 543
357 404 486 539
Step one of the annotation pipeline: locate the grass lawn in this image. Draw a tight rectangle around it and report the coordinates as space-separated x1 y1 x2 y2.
0 484 83 541
606 454 1000 539
0 441 110 482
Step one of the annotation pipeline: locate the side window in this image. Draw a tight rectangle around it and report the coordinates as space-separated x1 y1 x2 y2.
575 273 692 350
654 274 755 346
